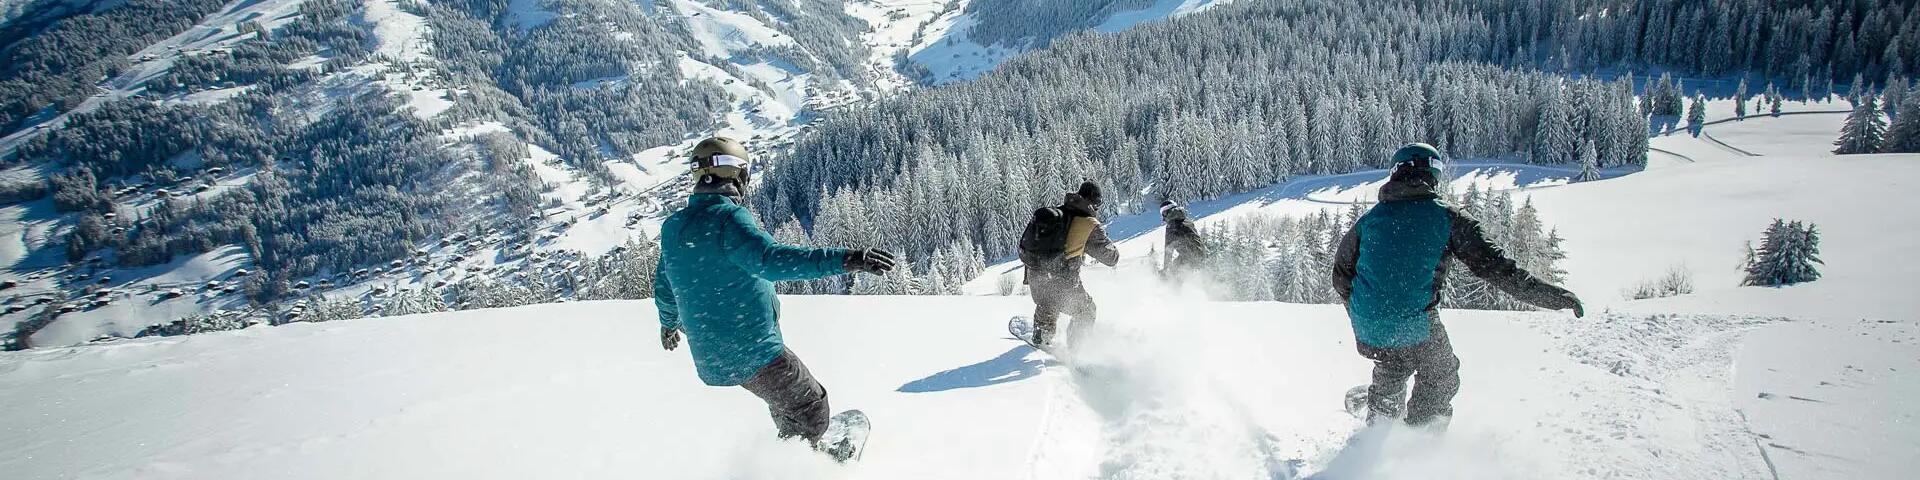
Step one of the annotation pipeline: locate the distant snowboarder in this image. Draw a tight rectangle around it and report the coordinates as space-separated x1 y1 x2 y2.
1017 181 1120 347
654 137 898 460
1158 200 1210 284
1332 143 1585 429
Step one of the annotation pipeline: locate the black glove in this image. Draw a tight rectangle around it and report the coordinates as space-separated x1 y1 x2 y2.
844 248 899 274
661 326 680 351
1566 292 1586 318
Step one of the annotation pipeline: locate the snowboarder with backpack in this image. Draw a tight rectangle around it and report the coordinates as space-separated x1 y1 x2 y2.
1018 181 1121 347
1332 143 1585 429
1158 200 1209 283
654 137 898 459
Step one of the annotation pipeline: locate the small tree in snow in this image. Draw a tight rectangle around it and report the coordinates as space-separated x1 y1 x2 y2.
1743 219 1822 287
1834 96 1888 154
1574 140 1602 182
1734 78 1749 120
1686 94 1707 135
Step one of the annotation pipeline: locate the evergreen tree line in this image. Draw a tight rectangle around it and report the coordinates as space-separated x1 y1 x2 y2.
1196 185 1564 311
1835 79 1920 154
966 0 1920 90
0 0 229 133
755 0 1647 265
1742 219 1822 287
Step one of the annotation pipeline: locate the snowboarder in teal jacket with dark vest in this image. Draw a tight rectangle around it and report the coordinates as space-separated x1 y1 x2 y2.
655 137 899 447
1332 143 1584 428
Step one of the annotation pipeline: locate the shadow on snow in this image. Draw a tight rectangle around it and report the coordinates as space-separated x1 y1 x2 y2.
896 344 1053 393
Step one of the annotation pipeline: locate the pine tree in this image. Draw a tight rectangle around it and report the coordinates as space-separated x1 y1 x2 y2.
1734 78 1749 119
1769 86 1784 116
1884 76 1909 119
1686 93 1708 133
1885 94 1920 153
1834 96 1888 154
1743 219 1822 286
1575 140 1603 182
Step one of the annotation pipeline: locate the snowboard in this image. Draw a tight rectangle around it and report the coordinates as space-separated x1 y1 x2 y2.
819 409 870 463
1343 384 1371 419
1007 315 1050 352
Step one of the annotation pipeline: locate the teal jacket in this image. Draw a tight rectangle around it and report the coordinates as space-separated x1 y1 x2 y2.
1332 174 1576 348
655 194 848 386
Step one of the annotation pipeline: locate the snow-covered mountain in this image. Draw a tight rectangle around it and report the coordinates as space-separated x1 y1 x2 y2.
2 0 1118 346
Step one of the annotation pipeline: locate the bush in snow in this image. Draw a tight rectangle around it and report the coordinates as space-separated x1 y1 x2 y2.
1625 265 1694 300
1742 219 1823 287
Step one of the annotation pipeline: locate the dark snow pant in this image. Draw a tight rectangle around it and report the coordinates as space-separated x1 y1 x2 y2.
1356 317 1460 426
740 348 830 443
1030 271 1096 346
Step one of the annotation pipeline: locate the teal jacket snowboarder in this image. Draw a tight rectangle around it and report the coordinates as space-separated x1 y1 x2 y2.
1333 146 1584 348
655 193 850 386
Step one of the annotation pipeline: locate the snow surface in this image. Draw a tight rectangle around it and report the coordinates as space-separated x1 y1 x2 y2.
905 0 1231 85
674 0 797 59
7 280 1899 478
1095 0 1232 33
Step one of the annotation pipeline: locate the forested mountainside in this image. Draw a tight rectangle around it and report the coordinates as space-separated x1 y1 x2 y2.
754 0 1919 283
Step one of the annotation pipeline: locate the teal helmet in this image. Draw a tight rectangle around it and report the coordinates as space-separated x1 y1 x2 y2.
1391 143 1446 177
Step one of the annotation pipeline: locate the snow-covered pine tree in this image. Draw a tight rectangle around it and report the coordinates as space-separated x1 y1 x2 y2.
1885 93 1920 153
1686 93 1707 133
1769 86 1784 116
1743 220 1823 286
1734 78 1749 119
1834 96 1888 154
1533 89 1575 163
1848 73 1867 106
1885 76 1909 119
1575 140 1603 182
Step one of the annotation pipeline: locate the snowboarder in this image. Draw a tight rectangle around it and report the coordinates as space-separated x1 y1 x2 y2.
654 137 898 456
1018 181 1120 347
1332 143 1585 429
1158 200 1209 283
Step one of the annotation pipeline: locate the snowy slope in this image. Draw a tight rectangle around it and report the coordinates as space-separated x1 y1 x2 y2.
904 0 1233 85
10 289 1882 479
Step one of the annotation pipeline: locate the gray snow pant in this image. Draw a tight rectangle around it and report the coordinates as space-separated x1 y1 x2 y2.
1356 316 1460 426
740 348 830 443
1030 270 1096 346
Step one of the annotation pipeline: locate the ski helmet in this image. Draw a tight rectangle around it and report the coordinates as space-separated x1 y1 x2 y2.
691 137 752 189
1390 143 1446 176
1160 200 1188 222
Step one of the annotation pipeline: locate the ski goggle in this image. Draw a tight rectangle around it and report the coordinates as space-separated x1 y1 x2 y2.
692 154 752 182
1396 156 1446 174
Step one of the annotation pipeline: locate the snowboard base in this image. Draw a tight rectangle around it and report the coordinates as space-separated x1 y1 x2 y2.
820 409 870 463
1008 315 1045 350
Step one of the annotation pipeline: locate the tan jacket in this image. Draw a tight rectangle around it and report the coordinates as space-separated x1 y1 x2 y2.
1064 216 1119 266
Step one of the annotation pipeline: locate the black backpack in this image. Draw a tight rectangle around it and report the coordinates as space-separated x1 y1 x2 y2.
1019 207 1072 270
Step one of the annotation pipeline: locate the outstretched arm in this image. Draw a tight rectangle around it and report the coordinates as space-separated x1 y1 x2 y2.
719 206 849 281
1447 209 1581 312
1332 227 1360 302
